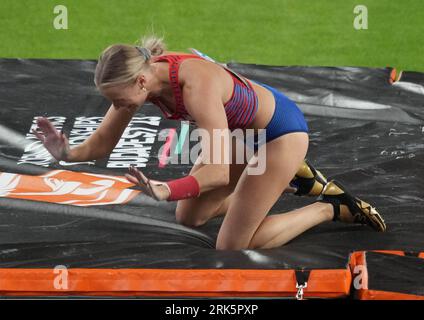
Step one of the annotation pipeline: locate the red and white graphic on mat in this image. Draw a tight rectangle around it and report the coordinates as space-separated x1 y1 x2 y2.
0 170 140 206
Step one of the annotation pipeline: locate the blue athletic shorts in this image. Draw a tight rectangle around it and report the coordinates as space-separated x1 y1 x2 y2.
246 81 309 151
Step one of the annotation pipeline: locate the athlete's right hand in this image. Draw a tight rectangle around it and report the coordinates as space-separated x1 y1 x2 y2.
32 117 71 161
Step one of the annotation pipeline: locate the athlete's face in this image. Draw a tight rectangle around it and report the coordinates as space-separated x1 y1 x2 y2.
102 77 148 112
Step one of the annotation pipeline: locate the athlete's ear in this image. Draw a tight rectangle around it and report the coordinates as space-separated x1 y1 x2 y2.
136 74 146 88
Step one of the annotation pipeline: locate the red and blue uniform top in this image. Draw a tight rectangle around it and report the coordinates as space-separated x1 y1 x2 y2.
149 54 259 130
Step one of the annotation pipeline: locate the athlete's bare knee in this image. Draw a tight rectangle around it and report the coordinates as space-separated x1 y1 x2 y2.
175 206 207 227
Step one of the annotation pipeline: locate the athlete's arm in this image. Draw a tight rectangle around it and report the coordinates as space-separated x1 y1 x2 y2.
66 104 137 161
181 64 230 193
34 104 137 162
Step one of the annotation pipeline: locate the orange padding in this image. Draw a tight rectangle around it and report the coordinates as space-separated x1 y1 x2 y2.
358 290 424 300
349 250 424 300
0 268 351 298
389 68 397 84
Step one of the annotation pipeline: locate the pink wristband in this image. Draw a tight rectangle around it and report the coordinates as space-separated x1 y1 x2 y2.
166 175 200 201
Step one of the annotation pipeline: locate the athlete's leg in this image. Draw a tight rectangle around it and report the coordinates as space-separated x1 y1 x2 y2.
174 140 322 227
175 137 248 227
247 202 333 249
249 178 387 249
175 135 299 227
216 132 335 250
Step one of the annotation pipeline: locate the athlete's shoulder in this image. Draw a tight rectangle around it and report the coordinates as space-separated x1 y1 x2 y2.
179 57 219 86
157 50 220 87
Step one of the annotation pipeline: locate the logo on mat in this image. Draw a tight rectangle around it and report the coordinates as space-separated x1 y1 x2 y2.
0 170 140 206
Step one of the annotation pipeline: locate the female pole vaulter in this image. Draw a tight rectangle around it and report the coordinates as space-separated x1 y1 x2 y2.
33 35 386 250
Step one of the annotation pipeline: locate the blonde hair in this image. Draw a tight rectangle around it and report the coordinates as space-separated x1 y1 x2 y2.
94 35 166 90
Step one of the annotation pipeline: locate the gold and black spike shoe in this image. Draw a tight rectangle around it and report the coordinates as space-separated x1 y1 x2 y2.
290 159 328 196
317 180 387 232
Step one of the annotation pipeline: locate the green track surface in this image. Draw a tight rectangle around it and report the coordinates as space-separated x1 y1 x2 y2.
0 0 423 71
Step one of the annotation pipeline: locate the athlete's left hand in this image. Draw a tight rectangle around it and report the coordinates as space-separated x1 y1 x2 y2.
125 166 170 201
